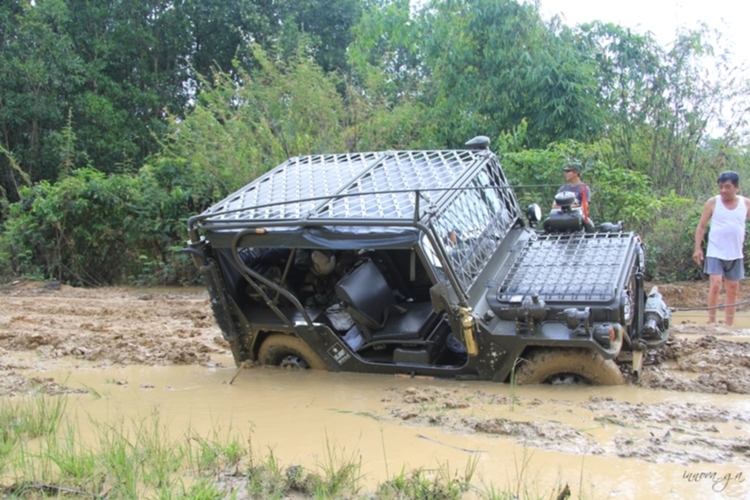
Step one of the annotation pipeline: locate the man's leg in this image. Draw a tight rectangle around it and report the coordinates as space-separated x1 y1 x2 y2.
708 274 724 324
724 279 739 326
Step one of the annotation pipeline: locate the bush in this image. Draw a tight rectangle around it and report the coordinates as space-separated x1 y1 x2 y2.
641 194 700 281
0 169 162 285
499 138 663 235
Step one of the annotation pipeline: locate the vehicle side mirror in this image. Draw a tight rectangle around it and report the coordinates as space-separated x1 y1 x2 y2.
526 204 542 225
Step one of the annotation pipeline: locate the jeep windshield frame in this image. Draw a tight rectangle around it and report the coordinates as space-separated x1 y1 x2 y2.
188 148 523 306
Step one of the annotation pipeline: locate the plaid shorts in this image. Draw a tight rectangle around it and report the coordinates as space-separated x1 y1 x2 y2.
704 257 744 281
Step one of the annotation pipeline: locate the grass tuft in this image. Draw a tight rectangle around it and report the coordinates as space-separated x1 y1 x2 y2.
0 394 581 499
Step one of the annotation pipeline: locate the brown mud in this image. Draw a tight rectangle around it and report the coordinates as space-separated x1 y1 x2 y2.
3 279 749 396
1 279 750 498
0 280 226 395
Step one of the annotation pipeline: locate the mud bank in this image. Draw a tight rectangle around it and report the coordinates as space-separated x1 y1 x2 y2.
2 279 750 395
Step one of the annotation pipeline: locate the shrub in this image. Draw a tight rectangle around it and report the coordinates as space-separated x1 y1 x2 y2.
0 169 161 285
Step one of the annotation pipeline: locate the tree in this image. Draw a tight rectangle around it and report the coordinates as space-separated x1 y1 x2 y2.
578 22 750 198
0 0 84 200
347 0 422 104
344 0 437 151
64 0 194 173
416 0 604 148
287 0 363 74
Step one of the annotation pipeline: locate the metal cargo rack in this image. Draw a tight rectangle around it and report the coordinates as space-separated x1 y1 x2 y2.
188 148 523 298
496 232 638 303
193 149 491 226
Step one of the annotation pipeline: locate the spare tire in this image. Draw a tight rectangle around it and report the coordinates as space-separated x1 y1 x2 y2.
514 348 624 385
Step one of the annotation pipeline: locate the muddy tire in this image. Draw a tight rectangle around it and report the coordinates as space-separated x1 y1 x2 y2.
257 334 328 370
514 348 624 385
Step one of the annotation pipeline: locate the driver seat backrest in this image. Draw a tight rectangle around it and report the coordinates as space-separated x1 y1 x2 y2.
335 259 429 342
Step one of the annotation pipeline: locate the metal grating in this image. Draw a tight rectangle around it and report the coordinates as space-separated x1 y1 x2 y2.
430 163 520 291
200 149 483 223
496 233 634 303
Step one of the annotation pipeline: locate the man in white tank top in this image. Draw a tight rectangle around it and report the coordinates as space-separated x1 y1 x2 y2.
693 171 750 326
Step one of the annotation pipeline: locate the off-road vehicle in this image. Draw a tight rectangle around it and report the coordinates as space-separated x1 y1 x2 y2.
186 137 670 384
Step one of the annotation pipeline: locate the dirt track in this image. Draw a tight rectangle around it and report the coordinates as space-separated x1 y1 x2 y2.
1 279 749 396
0 280 227 396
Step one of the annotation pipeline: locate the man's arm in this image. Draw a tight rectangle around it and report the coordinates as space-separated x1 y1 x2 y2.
744 196 750 219
693 198 715 265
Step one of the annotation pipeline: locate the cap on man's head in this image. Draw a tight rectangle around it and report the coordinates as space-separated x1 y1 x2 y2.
563 160 583 174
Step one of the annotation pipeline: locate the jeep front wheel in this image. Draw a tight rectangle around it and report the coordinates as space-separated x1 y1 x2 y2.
257 334 328 370
513 348 624 385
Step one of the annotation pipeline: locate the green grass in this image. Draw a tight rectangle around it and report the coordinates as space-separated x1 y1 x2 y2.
376 456 478 500
0 394 67 477
80 382 104 399
0 394 587 499
508 357 525 412
314 435 363 498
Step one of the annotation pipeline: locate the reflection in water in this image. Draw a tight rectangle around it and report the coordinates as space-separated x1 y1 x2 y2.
28 354 750 500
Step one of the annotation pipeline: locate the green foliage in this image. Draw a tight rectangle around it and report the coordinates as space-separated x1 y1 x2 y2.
284 0 363 74
0 0 85 197
157 44 346 182
416 0 604 148
2 0 750 284
344 97 437 151
347 0 423 106
579 22 750 200
0 0 365 205
641 195 701 280
0 168 160 285
0 41 351 286
583 159 661 229
500 137 672 239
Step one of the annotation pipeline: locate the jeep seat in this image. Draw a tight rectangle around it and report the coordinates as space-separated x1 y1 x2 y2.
335 259 435 342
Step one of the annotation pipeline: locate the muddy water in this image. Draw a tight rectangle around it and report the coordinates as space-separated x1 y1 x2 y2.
3 282 749 499
28 353 750 500
672 309 750 331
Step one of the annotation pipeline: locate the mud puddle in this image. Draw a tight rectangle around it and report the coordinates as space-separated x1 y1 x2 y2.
22 360 750 499
2 280 750 498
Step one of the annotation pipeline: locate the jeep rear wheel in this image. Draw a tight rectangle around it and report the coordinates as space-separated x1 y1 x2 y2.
514 348 624 385
257 334 328 370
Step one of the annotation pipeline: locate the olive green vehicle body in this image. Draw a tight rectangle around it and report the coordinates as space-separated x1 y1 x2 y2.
186 139 670 383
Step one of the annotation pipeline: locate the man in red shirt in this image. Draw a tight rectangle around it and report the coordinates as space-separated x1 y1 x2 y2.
553 160 590 209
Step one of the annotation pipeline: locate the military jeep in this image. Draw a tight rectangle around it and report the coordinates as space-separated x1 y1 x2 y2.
186 137 670 384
